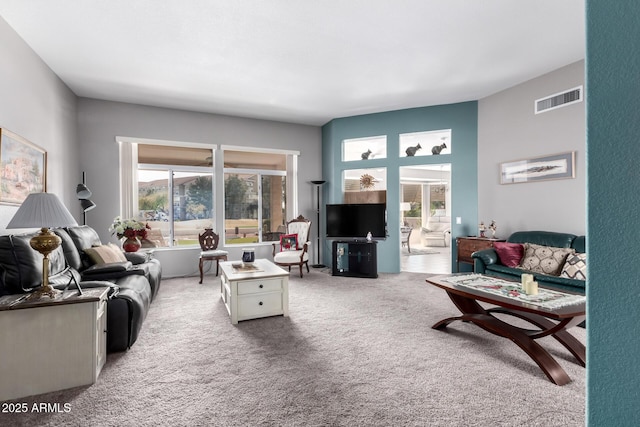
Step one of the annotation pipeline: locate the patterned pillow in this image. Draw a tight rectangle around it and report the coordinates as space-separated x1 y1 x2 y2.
279 234 298 251
84 244 127 265
560 253 587 280
517 243 575 276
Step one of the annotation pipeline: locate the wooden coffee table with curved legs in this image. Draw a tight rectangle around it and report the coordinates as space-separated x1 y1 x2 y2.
426 274 585 385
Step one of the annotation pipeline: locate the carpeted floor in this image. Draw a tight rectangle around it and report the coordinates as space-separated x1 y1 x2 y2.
2 270 585 426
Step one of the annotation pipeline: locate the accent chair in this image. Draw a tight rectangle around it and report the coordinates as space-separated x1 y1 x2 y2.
198 228 228 283
272 215 312 277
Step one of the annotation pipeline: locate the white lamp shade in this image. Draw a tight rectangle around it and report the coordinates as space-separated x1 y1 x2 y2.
6 193 78 229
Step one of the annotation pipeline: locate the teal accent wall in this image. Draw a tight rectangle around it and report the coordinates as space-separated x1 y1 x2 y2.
587 1 640 424
321 102 478 273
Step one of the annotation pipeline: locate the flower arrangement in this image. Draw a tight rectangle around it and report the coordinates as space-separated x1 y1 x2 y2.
109 216 151 240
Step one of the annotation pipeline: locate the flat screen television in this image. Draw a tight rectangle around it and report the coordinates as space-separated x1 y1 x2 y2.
326 203 387 239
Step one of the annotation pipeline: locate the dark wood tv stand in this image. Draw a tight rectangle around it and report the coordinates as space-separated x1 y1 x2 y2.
331 240 378 278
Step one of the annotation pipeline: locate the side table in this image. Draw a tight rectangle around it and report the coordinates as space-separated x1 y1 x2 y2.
0 287 109 401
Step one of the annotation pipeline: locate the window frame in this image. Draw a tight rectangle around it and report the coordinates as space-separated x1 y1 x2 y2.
138 163 214 247
221 144 299 247
117 137 299 250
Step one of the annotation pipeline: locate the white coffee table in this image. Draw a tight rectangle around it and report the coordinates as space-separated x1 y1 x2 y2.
219 259 289 324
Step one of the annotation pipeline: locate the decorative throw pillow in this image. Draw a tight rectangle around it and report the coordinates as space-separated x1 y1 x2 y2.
84 244 127 265
280 234 298 251
560 253 587 280
517 243 575 276
107 243 128 262
493 242 525 267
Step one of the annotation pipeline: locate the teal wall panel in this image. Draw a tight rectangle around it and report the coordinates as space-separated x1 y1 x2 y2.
586 1 640 425
321 102 478 273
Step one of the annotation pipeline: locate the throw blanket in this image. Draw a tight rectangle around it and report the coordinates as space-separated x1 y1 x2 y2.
441 274 585 309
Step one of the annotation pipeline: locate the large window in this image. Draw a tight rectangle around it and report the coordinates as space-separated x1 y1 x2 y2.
118 138 298 249
137 144 214 247
223 150 288 245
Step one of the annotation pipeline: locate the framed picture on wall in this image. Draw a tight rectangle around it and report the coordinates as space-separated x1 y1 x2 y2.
0 128 47 205
500 151 575 184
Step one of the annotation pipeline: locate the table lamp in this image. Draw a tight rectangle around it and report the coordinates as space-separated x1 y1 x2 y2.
6 192 78 300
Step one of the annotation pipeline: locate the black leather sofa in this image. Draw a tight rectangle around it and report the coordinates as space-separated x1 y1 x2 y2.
0 225 161 352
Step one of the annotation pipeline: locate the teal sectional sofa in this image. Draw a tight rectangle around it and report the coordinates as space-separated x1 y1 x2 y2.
472 230 586 294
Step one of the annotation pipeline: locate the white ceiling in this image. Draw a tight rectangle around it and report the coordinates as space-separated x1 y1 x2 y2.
0 0 584 126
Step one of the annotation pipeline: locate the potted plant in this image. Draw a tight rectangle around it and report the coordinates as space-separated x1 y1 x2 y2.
109 216 151 252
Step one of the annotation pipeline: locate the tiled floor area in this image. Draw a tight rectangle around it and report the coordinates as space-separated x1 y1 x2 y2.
400 243 452 274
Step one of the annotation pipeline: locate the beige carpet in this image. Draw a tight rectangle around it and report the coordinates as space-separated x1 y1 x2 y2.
3 270 585 426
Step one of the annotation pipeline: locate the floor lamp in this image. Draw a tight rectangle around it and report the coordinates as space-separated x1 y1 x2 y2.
77 171 96 225
311 180 326 268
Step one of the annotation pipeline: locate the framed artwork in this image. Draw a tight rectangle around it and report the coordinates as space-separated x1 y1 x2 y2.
500 151 575 184
0 128 47 205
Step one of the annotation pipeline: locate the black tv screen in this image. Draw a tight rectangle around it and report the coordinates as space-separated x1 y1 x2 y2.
326 203 387 239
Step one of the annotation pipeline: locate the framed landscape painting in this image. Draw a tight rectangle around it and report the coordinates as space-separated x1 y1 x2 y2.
500 151 575 184
0 128 47 205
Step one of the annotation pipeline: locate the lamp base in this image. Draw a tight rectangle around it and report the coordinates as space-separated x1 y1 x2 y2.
311 264 326 268
25 284 61 301
28 227 63 301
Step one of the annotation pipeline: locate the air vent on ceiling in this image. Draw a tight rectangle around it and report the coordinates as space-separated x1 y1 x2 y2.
535 85 583 114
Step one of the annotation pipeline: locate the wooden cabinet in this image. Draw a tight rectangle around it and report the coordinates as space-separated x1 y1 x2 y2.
332 240 378 278
0 287 110 401
219 259 289 325
343 190 386 204
456 237 505 272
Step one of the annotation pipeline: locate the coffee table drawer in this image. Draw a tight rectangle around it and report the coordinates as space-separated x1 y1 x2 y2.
237 278 283 295
237 292 283 318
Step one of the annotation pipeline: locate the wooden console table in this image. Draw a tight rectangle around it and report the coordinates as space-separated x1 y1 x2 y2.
0 287 109 401
455 236 504 271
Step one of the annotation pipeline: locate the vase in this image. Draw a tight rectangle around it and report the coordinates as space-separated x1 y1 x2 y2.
242 248 255 264
122 236 141 252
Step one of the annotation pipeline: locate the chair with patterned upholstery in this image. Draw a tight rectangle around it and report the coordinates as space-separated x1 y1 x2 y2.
198 228 228 283
271 215 312 277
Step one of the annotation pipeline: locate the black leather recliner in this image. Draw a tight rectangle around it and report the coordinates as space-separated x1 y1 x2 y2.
57 226 162 301
0 226 161 353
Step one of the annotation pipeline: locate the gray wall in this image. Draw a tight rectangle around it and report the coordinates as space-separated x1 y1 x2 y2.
0 16 79 229
477 61 585 238
76 98 322 277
